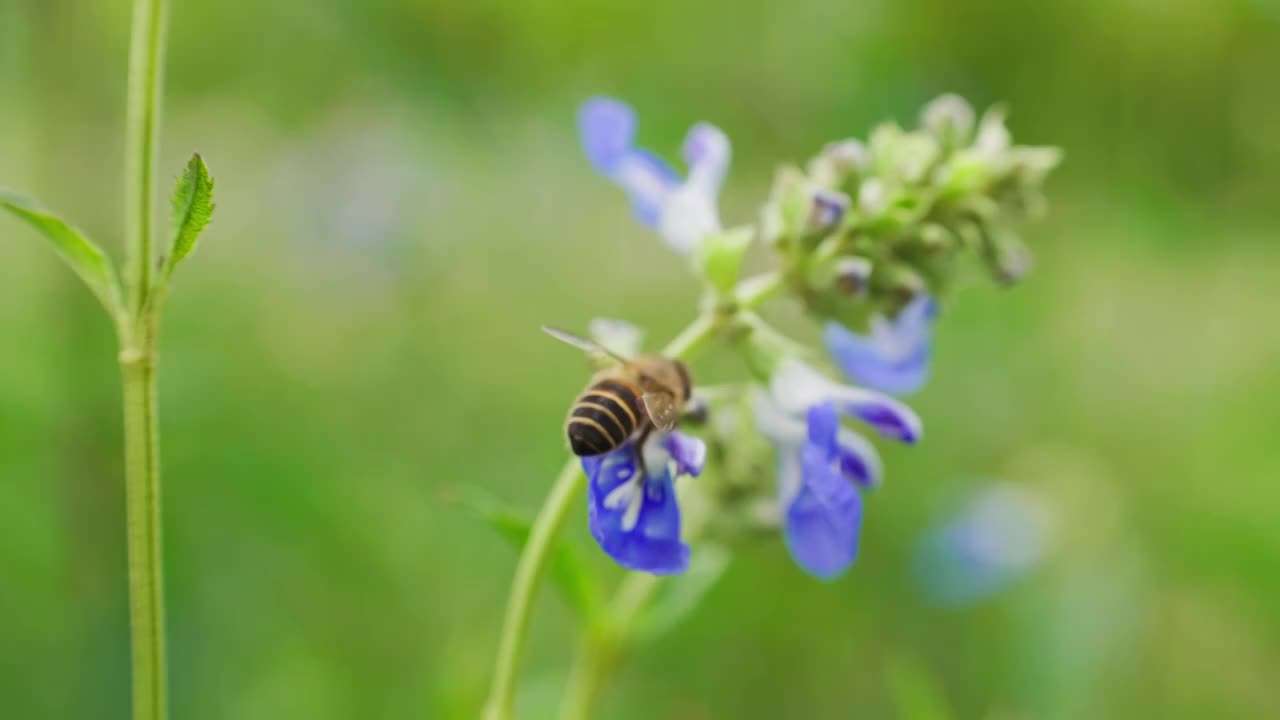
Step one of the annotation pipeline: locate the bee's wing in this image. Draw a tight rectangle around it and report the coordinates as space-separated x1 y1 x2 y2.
542 325 629 363
641 391 681 431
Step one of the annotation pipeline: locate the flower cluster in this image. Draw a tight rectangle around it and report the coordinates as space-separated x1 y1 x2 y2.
572 94 1059 579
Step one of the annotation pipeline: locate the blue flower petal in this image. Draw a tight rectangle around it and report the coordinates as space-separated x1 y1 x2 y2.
824 321 932 396
805 401 839 452
660 431 708 477
585 447 690 575
784 443 863 580
611 149 681 228
898 295 940 337
681 122 731 194
832 390 923 444
823 295 938 396
834 428 881 487
578 97 636 175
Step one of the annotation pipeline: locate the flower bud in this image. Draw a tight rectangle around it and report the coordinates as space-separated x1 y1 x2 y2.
980 226 1032 286
1008 146 1063 188
834 256 874 297
858 178 888 217
917 224 952 255
974 105 1011 159
921 93 976 147
935 150 992 200
879 264 928 304
808 189 851 234
808 139 869 187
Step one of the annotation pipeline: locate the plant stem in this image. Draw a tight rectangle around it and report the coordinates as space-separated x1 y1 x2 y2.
122 0 170 718
559 631 616 720
483 310 728 720
124 0 167 313
120 330 167 720
483 458 585 720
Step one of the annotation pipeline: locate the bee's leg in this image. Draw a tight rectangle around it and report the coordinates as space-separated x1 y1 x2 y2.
631 424 659 487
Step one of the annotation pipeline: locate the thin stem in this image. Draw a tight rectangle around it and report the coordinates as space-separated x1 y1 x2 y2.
121 0 170 718
735 270 788 310
483 458 585 720
559 631 616 720
120 329 167 720
483 311 727 720
124 0 168 313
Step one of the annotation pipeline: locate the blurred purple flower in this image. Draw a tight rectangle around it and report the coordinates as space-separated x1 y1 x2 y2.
915 483 1057 607
824 294 938 396
582 431 707 575
755 359 922 579
577 96 730 254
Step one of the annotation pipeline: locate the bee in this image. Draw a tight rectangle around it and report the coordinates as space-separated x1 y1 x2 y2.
542 325 692 457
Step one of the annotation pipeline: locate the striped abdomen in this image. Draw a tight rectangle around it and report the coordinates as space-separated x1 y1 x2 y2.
567 379 644 456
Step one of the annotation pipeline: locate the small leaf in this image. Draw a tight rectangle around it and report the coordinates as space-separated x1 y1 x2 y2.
167 153 215 271
0 190 122 313
457 487 604 625
632 543 731 642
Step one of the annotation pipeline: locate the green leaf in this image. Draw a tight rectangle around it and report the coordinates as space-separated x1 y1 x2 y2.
167 153 215 272
458 487 604 625
632 543 731 642
0 190 123 314
887 654 953 720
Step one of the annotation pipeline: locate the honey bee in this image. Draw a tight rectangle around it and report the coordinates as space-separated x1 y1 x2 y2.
542 325 692 457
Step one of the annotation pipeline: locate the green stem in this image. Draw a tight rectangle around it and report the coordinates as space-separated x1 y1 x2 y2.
559 631 616 720
124 0 167 313
122 0 169 718
119 324 167 720
482 458 585 720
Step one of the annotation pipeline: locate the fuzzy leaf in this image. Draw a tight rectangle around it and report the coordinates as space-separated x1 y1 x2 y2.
0 190 122 313
167 153 215 271
460 488 604 625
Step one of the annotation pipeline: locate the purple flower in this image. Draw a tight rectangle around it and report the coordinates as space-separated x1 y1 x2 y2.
915 483 1057 607
577 96 730 254
824 294 938 396
755 359 922 580
581 431 707 575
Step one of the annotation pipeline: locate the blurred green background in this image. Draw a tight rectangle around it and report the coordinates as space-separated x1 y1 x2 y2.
2 0 1279 717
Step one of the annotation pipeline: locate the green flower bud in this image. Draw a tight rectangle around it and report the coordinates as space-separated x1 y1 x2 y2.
695 226 755 294
979 225 1032 286
921 93 976 149
917 223 953 255
936 149 993 200
974 104 1012 159
807 139 869 188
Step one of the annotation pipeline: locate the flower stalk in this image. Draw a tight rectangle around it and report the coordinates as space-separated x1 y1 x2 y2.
122 0 171 717
483 92 1058 719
